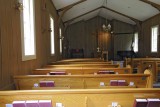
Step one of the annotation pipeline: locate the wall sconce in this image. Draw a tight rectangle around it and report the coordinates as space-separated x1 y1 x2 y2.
15 2 23 11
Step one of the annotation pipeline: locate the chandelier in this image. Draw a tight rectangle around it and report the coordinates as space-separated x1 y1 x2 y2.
102 0 111 32
102 23 111 32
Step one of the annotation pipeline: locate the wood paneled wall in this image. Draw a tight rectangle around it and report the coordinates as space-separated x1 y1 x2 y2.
139 13 160 57
112 20 135 60
65 16 135 59
65 13 160 59
65 16 111 58
0 0 61 90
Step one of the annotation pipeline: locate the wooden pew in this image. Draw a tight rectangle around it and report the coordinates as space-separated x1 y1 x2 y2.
14 69 152 90
57 58 103 62
32 66 132 75
0 89 160 107
81 65 131 74
32 68 83 75
50 61 113 65
45 64 120 69
126 58 160 82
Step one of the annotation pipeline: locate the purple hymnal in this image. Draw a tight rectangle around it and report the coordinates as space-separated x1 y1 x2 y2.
98 71 110 74
110 80 118 86
46 81 55 87
133 99 148 107
147 99 160 107
39 100 52 107
118 80 126 86
26 100 39 107
49 71 66 75
12 101 26 107
39 81 47 87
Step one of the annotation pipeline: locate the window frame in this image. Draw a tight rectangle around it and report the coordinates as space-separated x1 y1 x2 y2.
20 0 36 61
59 28 62 54
49 15 55 55
151 25 159 53
134 32 138 52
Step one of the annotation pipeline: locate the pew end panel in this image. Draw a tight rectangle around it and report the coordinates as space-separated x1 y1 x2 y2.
126 58 160 82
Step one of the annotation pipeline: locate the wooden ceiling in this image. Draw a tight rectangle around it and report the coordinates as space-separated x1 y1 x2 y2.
52 0 160 25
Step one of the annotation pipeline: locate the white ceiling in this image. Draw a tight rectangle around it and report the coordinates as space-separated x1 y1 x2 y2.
69 9 100 25
52 0 160 25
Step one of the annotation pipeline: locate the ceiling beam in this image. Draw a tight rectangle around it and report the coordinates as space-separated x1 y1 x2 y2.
64 6 142 37
64 6 102 24
102 6 141 23
140 0 160 11
57 0 86 28
64 6 141 25
57 0 86 12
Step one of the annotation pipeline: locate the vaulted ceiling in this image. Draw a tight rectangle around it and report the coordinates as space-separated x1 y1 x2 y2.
52 0 160 25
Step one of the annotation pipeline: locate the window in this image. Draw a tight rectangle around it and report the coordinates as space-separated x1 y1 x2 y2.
134 32 138 52
59 28 62 54
50 15 55 55
151 25 159 52
20 0 36 61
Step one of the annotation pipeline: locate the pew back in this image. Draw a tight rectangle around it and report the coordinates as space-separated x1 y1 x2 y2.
14 71 152 90
0 89 160 107
32 67 132 75
57 58 103 62
46 64 120 69
51 61 112 65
